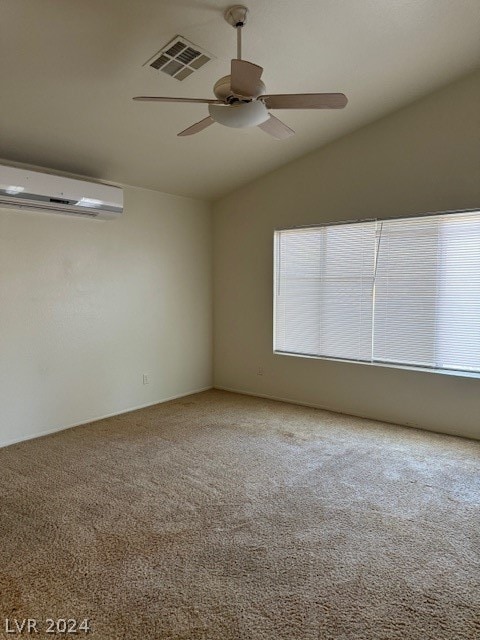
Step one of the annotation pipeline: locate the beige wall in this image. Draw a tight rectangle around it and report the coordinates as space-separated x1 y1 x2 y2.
213 70 480 440
0 184 212 447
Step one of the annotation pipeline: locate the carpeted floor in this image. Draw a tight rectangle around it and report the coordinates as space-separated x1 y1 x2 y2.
0 390 479 639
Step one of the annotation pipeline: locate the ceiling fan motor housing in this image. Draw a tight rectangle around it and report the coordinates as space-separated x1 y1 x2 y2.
213 75 266 102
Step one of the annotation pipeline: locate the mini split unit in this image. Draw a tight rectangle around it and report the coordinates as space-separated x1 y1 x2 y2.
0 165 123 219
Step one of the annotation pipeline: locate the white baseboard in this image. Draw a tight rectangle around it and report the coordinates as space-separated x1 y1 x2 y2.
0 386 213 449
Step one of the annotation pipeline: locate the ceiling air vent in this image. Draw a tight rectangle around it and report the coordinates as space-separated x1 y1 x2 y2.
144 36 213 81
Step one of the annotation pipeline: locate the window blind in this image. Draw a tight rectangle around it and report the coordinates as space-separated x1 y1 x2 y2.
274 210 480 375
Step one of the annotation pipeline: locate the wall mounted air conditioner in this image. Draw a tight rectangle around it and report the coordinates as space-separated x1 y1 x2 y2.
0 164 123 219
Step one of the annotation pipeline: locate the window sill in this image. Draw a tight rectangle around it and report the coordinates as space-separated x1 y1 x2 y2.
273 350 480 380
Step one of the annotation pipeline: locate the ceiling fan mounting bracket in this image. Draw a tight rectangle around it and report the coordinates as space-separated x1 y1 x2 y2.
224 5 249 28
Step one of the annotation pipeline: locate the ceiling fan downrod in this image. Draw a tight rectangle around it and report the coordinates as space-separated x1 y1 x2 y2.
224 5 249 60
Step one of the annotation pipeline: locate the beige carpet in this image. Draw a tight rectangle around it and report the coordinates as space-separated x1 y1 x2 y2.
0 390 479 639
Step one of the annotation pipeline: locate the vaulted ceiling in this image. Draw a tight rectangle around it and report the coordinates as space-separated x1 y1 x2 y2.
1 0 479 200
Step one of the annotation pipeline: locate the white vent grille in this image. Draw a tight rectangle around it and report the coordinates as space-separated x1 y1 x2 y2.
144 36 213 81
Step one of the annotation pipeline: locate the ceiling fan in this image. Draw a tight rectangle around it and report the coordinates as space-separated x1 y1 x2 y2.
133 5 348 139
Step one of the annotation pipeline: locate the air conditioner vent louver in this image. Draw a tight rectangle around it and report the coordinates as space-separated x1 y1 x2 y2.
177 48 200 64
144 36 213 81
165 42 186 57
150 54 169 70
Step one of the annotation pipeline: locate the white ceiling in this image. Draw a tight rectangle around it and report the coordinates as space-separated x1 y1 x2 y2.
1 0 479 200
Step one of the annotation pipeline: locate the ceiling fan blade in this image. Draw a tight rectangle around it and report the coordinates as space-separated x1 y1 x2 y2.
261 93 348 109
230 59 264 97
258 114 295 140
133 96 222 104
177 116 215 137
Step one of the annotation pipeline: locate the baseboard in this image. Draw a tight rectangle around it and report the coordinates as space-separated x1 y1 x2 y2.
213 385 480 442
0 386 213 449
215 384 355 415
213 384 423 430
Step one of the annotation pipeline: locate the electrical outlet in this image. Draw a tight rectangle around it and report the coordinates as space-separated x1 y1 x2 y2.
143 374 150 385
257 366 263 376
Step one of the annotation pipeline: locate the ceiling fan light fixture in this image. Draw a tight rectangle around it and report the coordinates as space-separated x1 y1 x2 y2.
208 100 269 128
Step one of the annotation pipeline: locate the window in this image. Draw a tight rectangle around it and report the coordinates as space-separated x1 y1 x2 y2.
274 211 480 375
